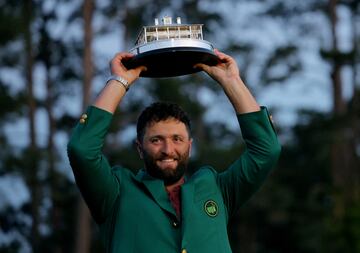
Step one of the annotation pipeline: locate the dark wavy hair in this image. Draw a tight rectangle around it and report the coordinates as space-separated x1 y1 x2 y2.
136 102 191 142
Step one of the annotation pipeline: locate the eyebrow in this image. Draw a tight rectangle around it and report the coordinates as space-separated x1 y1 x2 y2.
147 134 189 140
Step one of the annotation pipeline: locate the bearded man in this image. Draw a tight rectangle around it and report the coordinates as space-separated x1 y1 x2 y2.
67 50 281 253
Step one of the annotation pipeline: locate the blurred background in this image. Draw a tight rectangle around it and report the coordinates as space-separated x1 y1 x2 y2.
0 0 359 252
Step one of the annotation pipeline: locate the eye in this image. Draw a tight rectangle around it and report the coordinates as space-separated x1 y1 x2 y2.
173 135 184 142
150 137 161 144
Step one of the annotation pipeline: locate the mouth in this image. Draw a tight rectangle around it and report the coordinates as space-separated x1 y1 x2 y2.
157 157 178 167
160 158 176 162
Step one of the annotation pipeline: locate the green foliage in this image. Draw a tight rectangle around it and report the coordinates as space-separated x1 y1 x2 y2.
0 1 23 45
321 195 360 253
261 45 302 85
320 49 356 66
0 85 23 121
0 242 20 253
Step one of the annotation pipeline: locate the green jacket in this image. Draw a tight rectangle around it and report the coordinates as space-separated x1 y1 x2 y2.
67 106 281 253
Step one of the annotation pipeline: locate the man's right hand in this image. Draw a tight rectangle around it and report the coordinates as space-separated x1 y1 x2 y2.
93 52 146 114
110 52 147 86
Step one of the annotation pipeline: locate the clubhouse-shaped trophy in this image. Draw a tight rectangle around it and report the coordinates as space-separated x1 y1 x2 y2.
123 16 219 78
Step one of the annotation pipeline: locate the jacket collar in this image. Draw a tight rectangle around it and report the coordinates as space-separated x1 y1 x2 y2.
135 169 177 218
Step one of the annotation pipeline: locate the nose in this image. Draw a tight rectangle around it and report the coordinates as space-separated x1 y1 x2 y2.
161 139 175 156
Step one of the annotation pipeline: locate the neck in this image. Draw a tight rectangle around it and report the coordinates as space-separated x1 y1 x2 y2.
165 176 185 192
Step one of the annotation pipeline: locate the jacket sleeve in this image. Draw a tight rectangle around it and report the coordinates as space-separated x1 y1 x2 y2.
67 106 120 224
216 107 281 218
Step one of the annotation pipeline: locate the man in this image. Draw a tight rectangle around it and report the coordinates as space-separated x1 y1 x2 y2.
67 50 281 253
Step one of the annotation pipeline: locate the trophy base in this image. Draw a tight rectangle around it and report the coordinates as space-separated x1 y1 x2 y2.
123 47 219 78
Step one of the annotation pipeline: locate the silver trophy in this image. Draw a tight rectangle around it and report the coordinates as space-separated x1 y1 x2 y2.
123 16 219 78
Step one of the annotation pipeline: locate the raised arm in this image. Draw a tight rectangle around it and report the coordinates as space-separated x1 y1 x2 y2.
67 52 146 223
196 50 281 217
195 49 260 114
93 52 146 113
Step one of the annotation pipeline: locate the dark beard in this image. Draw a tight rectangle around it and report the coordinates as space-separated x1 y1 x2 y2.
142 151 189 185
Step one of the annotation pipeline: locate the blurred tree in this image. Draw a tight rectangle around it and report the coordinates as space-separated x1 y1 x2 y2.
1 0 85 251
22 0 42 252
320 0 360 252
35 3 79 252
74 0 94 252
225 0 360 252
0 1 27 252
264 1 359 252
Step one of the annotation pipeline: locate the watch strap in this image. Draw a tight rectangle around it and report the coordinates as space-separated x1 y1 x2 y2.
106 75 129 91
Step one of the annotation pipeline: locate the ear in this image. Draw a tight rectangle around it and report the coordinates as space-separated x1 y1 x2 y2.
189 138 193 158
136 139 144 159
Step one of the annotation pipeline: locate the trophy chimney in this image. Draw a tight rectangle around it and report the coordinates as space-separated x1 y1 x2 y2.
154 18 159 25
176 17 181 24
162 16 172 25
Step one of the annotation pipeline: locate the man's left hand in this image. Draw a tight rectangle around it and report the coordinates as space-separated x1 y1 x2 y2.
194 49 241 87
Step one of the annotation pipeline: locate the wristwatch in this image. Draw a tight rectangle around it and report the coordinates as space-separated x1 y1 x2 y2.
106 75 129 91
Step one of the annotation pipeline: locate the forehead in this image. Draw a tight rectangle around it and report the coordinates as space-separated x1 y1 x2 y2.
144 118 189 137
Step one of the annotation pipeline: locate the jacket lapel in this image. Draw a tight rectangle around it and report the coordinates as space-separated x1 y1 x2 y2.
180 178 195 241
135 169 177 218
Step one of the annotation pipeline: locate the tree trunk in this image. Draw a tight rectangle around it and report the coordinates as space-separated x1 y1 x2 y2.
348 0 360 203
82 0 94 111
45 47 62 253
329 0 345 116
75 200 92 253
328 0 358 217
74 0 94 252
329 0 344 218
23 0 40 252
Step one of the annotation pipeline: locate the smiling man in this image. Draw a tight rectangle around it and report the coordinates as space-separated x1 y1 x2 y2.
67 50 281 253
136 103 192 185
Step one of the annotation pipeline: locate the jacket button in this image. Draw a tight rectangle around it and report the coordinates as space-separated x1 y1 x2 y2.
181 249 187 253
79 113 88 124
172 221 179 228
